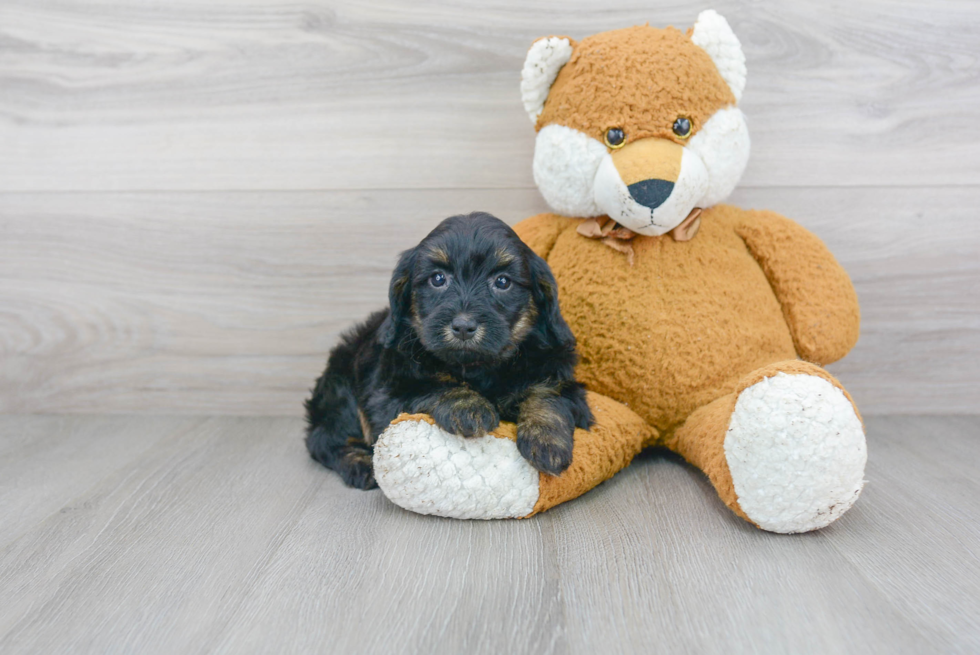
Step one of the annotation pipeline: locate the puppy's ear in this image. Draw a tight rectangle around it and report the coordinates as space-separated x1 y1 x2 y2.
381 247 416 349
527 250 576 350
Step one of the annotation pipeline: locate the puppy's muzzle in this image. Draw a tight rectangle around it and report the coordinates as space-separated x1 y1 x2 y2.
450 315 479 342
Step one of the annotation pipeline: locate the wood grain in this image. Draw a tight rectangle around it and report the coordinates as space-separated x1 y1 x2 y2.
0 415 200 548
0 414 977 653
2 186 977 415
826 416 980 652
0 1 978 191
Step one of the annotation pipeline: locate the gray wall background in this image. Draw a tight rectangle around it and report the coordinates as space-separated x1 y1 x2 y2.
1 0 977 415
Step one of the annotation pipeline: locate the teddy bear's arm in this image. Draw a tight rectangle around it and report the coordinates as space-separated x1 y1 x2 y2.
734 209 860 365
513 213 580 260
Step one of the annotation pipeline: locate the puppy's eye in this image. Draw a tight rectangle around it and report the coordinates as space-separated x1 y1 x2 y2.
672 116 692 139
604 128 626 149
493 275 512 290
430 272 447 288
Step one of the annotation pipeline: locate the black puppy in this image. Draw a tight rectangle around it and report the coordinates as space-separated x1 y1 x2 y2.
305 212 593 489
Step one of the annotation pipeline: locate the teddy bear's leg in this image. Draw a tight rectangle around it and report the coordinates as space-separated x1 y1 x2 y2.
664 360 867 533
373 392 654 519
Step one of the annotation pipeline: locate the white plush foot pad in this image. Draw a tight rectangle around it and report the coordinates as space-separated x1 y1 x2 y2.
373 419 540 520
725 373 867 533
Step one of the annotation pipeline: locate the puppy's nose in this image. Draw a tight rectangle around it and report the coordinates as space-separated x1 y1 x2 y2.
451 315 478 341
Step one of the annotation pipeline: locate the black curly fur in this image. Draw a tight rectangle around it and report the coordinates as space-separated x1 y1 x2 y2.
304 212 593 489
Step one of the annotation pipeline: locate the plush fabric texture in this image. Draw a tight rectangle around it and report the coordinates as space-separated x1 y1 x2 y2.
530 391 655 515
374 413 539 520
724 370 867 533
532 124 608 217
536 25 735 146
735 212 861 365
663 360 863 529
514 206 860 437
509 207 865 530
526 15 750 235
521 36 575 124
374 393 654 519
689 9 747 101
685 106 750 207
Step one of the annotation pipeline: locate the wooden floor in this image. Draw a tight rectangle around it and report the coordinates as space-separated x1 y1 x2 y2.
1 414 977 654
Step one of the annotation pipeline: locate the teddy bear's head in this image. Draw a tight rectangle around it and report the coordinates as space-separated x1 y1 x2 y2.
521 10 750 236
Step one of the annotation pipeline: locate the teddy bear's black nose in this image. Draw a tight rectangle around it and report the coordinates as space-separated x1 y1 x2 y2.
628 179 674 210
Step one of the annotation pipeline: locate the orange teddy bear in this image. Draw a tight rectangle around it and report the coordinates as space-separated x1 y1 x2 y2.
373 10 867 533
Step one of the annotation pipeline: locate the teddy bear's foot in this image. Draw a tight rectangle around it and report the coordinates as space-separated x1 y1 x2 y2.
724 372 867 533
373 393 654 519
373 415 540 519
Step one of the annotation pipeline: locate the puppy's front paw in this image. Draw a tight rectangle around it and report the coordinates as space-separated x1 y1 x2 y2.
430 389 500 438
517 418 574 476
337 447 377 490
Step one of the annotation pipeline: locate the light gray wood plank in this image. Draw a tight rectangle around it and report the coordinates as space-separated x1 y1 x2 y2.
545 451 936 654
0 1 977 191
0 415 200 548
2 186 977 416
0 188 547 415
0 415 562 655
209 481 564 655
1 415 977 654
823 416 980 652
0 416 322 654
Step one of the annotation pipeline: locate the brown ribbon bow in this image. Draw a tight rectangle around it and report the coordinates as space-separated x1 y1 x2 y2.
576 208 703 265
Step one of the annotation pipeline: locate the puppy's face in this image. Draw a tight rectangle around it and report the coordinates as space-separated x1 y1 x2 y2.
385 212 572 366
411 217 536 365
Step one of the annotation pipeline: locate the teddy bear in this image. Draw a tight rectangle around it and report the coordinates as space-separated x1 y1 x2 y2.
371 10 867 534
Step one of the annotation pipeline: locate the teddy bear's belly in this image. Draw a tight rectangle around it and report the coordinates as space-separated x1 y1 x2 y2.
547 220 798 434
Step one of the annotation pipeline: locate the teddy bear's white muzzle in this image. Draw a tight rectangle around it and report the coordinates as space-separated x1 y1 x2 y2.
593 148 709 237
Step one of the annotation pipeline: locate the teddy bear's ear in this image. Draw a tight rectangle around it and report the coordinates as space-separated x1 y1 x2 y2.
690 10 747 102
520 36 575 125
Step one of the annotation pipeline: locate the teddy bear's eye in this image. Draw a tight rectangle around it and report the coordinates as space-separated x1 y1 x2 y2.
604 128 626 149
672 117 692 139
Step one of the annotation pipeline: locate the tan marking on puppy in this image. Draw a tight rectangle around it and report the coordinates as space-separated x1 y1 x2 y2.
343 438 372 458
495 248 517 266
518 385 574 475
358 409 374 445
519 385 562 426
442 387 496 437
519 385 569 443
511 300 539 343
410 295 430 347
427 246 450 266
